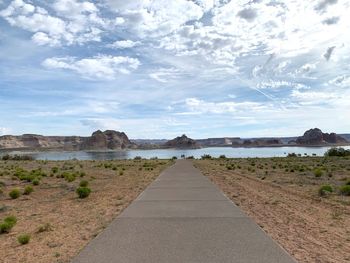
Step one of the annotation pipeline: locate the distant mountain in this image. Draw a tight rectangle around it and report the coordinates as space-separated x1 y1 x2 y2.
164 134 200 149
291 128 348 145
0 130 134 150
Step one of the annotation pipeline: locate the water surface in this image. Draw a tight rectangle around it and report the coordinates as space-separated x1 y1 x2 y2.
1 146 349 160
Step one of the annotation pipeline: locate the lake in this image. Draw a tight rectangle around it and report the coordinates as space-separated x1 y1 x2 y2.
1 146 350 160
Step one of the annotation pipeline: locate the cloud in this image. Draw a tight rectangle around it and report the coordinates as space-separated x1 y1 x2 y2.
329 75 350 87
323 46 336 61
106 0 205 37
184 98 267 114
107 40 140 49
42 55 140 79
237 8 258 22
149 68 182 83
322 16 340 25
0 0 107 46
315 0 338 12
291 90 338 105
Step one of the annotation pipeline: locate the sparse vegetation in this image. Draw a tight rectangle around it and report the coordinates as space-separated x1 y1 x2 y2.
76 187 91 199
23 185 34 195
79 180 89 187
0 215 17 234
318 185 333 196
17 234 31 245
9 188 21 199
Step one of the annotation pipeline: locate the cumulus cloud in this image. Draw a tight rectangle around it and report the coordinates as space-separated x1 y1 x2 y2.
329 75 350 87
42 55 140 79
237 8 258 22
0 0 107 46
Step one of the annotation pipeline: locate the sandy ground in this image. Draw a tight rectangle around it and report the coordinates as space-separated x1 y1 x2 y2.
194 157 350 263
0 159 172 263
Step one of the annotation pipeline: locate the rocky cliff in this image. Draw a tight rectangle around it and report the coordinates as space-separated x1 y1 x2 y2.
164 134 200 149
0 130 133 150
293 128 347 145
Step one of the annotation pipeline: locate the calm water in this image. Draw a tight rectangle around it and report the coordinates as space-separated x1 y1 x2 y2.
1 146 350 160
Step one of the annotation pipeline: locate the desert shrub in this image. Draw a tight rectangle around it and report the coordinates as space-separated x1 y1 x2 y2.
79 180 89 187
9 188 21 199
134 156 142 160
201 154 212 160
76 187 91 198
339 185 350 196
318 185 333 196
325 147 350 157
62 172 75 182
80 171 86 177
287 153 297 157
219 155 226 159
37 223 52 233
2 154 33 161
186 156 194 159
32 178 40 185
119 171 124 175
51 167 59 174
0 216 17 234
17 234 30 245
313 168 323 177
23 186 34 195
172 156 177 160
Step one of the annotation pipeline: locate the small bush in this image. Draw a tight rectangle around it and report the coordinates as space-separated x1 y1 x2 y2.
134 156 142 160
318 185 333 196
339 185 350 196
51 167 59 174
18 234 31 245
79 180 89 187
37 223 52 233
201 154 212 160
76 187 91 199
219 155 226 159
0 216 17 234
313 168 323 177
32 178 40 185
23 186 34 195
9 188 21 199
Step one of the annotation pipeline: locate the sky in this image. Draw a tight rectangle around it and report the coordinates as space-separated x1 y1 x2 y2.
0 0 350 139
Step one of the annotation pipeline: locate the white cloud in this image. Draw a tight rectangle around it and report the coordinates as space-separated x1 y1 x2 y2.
107 40 140 49
149 68 182 83
291 90 338 105
42 55 140 79
184 98 268 114
0 0 108 46
329 75 350 87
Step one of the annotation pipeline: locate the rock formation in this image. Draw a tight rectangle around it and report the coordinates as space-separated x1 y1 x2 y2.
294 128 347 145
164 134 199 149
0 130 133 150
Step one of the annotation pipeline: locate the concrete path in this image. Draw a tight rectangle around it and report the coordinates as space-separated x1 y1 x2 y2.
72 160 296 263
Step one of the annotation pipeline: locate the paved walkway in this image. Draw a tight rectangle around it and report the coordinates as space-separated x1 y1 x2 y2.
72 160 296 263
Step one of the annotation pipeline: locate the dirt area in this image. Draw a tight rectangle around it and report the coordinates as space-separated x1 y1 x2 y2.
194 157 350 263
0 159 172 263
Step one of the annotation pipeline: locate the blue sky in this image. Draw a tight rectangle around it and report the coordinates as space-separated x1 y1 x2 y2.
0 0 350 139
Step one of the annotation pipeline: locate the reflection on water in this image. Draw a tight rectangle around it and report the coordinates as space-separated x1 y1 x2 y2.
1 146 350 160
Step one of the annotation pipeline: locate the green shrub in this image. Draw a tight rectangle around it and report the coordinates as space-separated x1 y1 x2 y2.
32 178 40 185
318 185 333 196
339 185 350 196
313 168 323 177
17 234 30 245
76 187 91 199
51 167 59 174
201 154 212 160
219 155 226 159
9 188 21 199
23 186 34 195
79 180 89 187
325 147 350 157
0 216 17 234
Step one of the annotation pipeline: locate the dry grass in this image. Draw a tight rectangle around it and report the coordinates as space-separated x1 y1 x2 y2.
194 156 350 263
0 159 172 263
